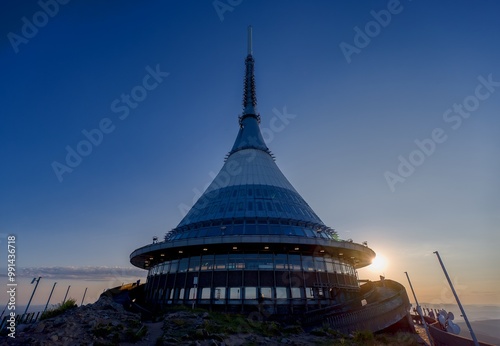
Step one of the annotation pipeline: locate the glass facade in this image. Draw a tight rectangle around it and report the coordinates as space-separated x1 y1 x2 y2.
145 251 359 313
177 184 324 227
166 218 338 242
148 253 356 276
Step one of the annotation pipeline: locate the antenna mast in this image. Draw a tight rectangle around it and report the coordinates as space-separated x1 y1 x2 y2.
247 25 252 55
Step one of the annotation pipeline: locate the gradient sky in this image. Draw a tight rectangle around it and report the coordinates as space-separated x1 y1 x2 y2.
1 0 499 310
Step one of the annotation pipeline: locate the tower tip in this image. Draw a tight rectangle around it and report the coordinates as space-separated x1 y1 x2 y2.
247 25 252 55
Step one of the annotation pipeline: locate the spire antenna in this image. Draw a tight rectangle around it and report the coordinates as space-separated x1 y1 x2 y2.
247 25 252 55
242 25 258 117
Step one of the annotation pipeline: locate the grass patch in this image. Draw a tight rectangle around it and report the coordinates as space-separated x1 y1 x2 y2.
92 323 123 338
353 330 375 342
40 298 77 320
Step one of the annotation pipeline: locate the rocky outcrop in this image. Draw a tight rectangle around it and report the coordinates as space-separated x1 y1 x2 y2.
2 296 145 346
1 299 426 345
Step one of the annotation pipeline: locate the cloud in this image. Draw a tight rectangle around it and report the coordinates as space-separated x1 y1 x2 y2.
16 266 147 281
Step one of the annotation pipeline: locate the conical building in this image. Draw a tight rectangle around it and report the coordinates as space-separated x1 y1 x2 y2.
131 28 411 329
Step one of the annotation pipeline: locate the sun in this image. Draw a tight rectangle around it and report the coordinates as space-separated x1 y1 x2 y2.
370 254 388 273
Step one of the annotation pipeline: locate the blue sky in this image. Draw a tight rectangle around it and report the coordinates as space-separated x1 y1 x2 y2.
1 0 499 308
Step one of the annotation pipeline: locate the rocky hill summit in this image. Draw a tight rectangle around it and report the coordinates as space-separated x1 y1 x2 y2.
2 296 145 345
1 296 425 345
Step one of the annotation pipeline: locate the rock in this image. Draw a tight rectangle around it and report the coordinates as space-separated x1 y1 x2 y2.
51 334 58 341
34 322 46 333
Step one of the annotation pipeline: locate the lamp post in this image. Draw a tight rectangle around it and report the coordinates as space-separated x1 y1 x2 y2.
434 251 479 346
63 285 71 304
405 272 433 346
24 277 41 316
81 287 88 306
43 282 57 314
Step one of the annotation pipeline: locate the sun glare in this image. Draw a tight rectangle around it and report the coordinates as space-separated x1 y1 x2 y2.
370 254 387 273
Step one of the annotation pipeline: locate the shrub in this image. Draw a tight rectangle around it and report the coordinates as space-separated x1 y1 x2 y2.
40 298 77 320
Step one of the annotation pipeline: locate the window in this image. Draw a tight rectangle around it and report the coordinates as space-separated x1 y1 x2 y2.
260 287 272 299
215 254 227 270
274 254 288 270
257 223 269 234
170 260 178 273
206 227 221 237
178 258 189 272
276 287 287 299
314 257 326 272
189 287 197 300
188 259 200 272
257 255 273 269
288 254 301 270
201 255 214 270
245 223 256 234
215 287 226 300
248 202 253 211
269 225 281 235
245 287 257 299
179 288 185 300
306 287 314 299
246 255 260 270
232 224 244 235
229 287 241 299
302 256 315 271
283 226 293 236
291 287 302 299
325 257 334 273
228 255 245 269
201 287 211 299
